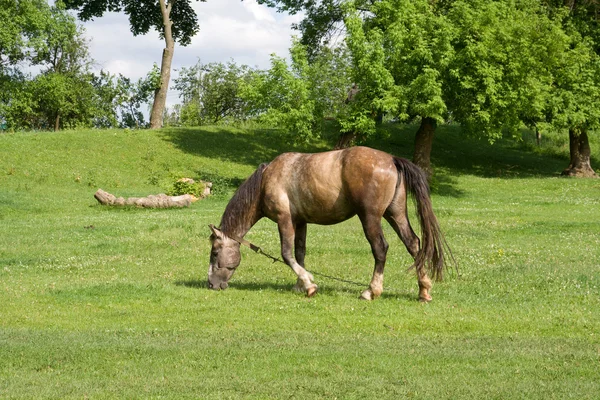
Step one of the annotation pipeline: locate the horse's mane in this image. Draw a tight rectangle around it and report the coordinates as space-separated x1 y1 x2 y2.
220 163 269 237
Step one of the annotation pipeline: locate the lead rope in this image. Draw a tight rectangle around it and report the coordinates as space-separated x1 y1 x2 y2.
230 234 377 290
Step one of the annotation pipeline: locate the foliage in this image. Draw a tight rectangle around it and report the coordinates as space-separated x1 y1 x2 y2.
445 0 568 140
240 39 351 142
545 32 600 133
1 126 599 398
341 0 453 138
256 0 356 57
115 63 161 129
62 0 204 46
90 70 121 128
241 46 316 142
174 60 254 125
166 178 206 198
0 0 50 68
0 1 99 131
32 1 92 75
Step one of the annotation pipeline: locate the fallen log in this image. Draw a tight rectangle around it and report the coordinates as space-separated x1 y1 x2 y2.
94 189 199 208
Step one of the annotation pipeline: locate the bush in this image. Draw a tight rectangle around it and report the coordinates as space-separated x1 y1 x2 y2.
166 178 206 198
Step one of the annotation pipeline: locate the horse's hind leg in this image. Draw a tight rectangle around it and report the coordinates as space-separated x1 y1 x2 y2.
278 219 317 296
384 211 432 302
358 214 389 301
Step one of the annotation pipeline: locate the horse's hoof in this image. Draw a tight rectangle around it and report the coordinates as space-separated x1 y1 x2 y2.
359 289 373 301
307 286 318 297
419 294 432 303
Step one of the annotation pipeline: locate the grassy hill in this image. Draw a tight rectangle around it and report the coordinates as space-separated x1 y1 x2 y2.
1 125 599 399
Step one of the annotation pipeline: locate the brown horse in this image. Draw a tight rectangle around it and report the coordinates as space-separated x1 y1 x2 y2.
208 146 450 301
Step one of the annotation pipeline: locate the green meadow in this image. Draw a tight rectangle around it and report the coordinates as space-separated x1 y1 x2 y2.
1 125 599 399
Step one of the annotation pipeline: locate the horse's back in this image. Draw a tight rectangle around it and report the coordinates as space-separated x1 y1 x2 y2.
261 147 399 224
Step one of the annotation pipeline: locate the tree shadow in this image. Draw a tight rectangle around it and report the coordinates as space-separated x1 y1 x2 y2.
160 123 590 200
363 123 584 197
159 126 326 168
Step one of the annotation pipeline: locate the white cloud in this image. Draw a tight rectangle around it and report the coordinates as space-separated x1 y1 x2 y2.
241 0 276 22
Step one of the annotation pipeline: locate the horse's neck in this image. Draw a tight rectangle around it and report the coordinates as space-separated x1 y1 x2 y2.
225 213 261 240
221 163 267 239
221 197 263 240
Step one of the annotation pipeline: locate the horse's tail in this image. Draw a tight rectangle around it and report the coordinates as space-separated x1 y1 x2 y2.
393 157 451 281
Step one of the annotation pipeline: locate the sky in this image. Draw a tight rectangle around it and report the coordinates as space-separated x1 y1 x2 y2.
75 0 303 108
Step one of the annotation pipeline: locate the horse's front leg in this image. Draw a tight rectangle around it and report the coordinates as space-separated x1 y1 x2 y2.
278 219 317 297
359 214 388 301
291 222 311 293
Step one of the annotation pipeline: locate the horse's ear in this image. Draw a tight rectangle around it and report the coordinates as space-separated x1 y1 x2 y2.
209 224 223 239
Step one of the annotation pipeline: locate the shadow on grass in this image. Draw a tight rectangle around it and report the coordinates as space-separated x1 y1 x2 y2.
175 279 416 300
175 279 292 292
363 123 593 196
159 126 326 168
368 123 572 180
161 123 595 198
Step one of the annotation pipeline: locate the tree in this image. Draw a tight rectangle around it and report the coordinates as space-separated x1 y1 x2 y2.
240 48 317 142
116 64 161 128
240 39 351 142
174 59 253 125
543 0 600 176
341 0 578 176
0 0 50 69
33 2 94 130
1 1 100 131
546 34 599 177
1 0 51 125
63 0 205 129
342 0 454 175
91 70 121 128
446 0 567 138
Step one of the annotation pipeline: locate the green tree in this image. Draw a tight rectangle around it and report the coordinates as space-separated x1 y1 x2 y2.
542 0 599 176
342 0 454 175
342 0 575 176
0 0 50 69
91 70 121 128
446 0 566 138
547 32 600 177
174 60 253 125
240 49 316 141
1 2 99 131
240 39 351 143
34 2 94 130
63 0 205 129
116 64 161 128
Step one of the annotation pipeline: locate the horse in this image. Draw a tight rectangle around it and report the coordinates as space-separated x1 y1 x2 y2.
208 146 451 302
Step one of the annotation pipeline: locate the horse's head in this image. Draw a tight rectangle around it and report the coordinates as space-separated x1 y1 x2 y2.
207 224 241 290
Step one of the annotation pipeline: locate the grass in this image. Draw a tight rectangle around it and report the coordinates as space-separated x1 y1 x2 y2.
1 125 599 399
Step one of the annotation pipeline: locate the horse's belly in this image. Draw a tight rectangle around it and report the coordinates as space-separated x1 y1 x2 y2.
292 192 355 225
300 205 355 225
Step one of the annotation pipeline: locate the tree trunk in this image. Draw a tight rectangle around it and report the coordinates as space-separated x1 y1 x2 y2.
94 189 199 208
54 113 60 131
413 116 437 178
149 0 175 129
562 128 597 177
